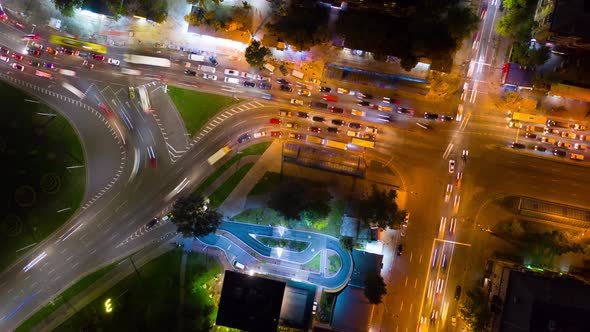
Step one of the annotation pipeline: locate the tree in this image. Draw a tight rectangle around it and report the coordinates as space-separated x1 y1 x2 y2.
244 40 270 67
446 6 480 40
266 3 330 51
340 236 354 251
185 12 201 26
355 185 406 230
460 287 492 331
187 0 222 9
268 180 332 221
171 195 222 237
52 0 83 16
495 8 534 39
364 273 387 304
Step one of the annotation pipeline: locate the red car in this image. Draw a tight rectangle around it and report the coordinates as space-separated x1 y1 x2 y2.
269 118 281 125
308 127 321 133
11 63 24 71
12 53 24 61
92 54 105 61
270 131 282 138
23 34 40 40
98 103 113 118
323 94 339 102
0 9 8 21
146 146 157 168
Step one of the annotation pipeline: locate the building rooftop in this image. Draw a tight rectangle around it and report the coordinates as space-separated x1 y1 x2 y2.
216 271 286 332
500 270 590 332
349 249 383 288
550 0 590 41
501 63 535 89
330 286 373 332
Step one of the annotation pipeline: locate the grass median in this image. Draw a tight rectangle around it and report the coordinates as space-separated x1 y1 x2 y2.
15 263 117 332
208 163 254 208
55 250 221 331
168 86 240 136
196 142 271 194
0 82 85 270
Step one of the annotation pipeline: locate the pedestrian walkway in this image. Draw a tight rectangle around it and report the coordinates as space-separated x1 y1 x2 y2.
218 140 282 217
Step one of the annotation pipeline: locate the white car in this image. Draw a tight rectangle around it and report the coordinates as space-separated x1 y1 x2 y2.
254 74 270 81
107 58 120 66
240 72 254 79
253 131 266 138
11 63 24 71
448 160 455 173
0 55 9 62
365 126 378 134
224 69 239 76
202 74 217 81
290 99 304 106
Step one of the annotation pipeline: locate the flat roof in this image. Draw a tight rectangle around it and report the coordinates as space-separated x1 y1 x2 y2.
549 83 590 102
502 63 535 88
500 270 590 332
216 271 286 332
349 249 383 288
550 0 590 40
330 286 373 332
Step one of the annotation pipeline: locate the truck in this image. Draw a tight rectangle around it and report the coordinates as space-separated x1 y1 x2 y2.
198 64 216 73
188 53 205 62
526 125 544 133
291 70 304 80
324 139 348 150
351 138 375 149
306 135 324 145
511 112 547 125
310 101 328 109
547 119 570 128
207 146 231 165
570 153 584 161
263 63 275 73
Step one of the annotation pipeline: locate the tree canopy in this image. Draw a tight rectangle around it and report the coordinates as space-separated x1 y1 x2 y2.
511 43 550 66
52 0 83 16
355 185 406 230
460 287 492 331
268 180 332 221
170 194 222 237
265 2 330 51
364 273 387 304
245 40 271 68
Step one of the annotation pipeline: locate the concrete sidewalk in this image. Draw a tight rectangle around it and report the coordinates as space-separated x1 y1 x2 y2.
218 140 282 217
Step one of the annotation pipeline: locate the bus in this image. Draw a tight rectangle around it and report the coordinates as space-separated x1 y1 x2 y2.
324 139 348 150
306 136 324 145
49 35 107 54
137 86 151 113
62 82 85 99
511 112 547 125
207 146 231 165
351 138 375 149
123 54 171 68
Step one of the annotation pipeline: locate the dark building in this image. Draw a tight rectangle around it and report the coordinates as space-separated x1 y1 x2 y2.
548 0 590 50
501 63 535 90
216 270 286 332
499 270 590 332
